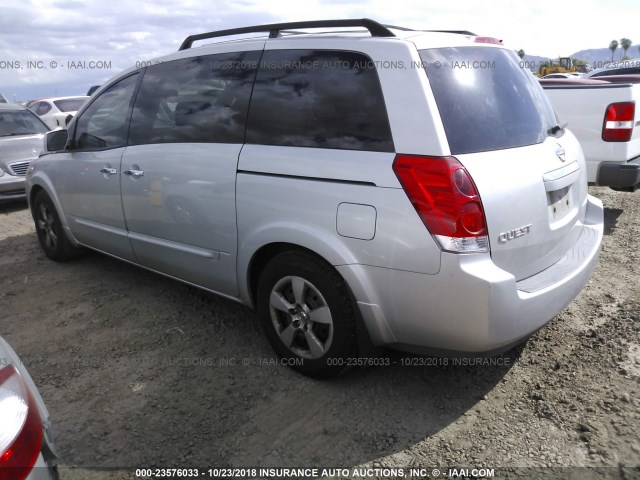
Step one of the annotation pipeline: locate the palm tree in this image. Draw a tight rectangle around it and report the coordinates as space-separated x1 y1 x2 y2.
517 49 525 59
609 40 618 62
620 38 632 59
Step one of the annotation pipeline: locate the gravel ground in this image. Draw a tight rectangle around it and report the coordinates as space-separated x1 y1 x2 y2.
0 187 638 479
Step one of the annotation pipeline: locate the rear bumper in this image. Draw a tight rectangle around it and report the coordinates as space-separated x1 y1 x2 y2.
596 156 640 189
338 194 604 354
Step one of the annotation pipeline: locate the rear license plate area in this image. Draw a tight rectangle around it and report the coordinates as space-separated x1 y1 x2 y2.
547 185 572 223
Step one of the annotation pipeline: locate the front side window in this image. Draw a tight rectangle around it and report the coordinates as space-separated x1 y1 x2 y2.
73 73 139 150
246 50 394 152
128 51 260 145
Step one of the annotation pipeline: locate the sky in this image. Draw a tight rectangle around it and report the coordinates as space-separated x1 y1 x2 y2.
0 0 638 102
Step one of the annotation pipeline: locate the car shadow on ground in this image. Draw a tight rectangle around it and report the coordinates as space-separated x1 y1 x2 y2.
603 207 623 235
0 198 28 214
0 233 519 469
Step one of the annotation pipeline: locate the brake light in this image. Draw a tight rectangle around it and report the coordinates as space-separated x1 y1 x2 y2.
602 102 635 142
474 36 503 45
393 155 489 253
0 365 43 480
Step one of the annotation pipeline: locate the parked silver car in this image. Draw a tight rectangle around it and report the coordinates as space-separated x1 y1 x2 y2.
0 104 48 201
26 19 604 377
0 335 58 479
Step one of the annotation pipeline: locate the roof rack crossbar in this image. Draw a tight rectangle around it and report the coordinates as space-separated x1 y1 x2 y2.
179 18 395 50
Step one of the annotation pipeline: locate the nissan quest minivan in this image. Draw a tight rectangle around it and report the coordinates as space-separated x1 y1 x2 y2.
26 19 604 377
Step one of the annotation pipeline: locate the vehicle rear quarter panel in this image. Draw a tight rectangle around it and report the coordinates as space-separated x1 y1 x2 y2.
235 146 442 304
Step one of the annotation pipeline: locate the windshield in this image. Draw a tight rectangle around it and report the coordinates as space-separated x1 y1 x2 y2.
53 98 86 112
0 93 7 103
420 47 558 154
0 110 49 136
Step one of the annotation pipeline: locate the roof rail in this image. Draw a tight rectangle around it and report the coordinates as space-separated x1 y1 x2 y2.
179 18 395 50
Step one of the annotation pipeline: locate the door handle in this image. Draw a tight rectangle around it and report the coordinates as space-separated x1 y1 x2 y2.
124 169 144 177
100 167 117 175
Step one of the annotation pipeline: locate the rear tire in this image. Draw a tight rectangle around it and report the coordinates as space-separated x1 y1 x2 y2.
33 191 81 261
256 251 357 378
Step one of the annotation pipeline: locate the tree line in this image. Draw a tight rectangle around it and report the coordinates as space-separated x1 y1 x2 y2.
609 38 634 61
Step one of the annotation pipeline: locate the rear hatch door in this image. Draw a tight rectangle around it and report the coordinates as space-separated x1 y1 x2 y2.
420 46 587 280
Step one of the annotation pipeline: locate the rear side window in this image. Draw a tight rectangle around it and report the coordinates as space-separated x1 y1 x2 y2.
129 51 260 145
420 47 558 154
53 98 86 112
246 50 393 152
34 102 52 116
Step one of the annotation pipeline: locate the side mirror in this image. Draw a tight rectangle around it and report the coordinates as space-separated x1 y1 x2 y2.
65 114 73 126
45 129 69 152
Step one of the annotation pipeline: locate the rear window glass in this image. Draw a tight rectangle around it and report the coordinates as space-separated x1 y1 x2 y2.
591 66 640 77
246 50 394 152
420 47 558 154
0 110 49 136
53 98 86 112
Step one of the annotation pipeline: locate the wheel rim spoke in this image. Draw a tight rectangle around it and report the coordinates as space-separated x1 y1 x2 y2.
291 276 306 305
279 324 296 348
47 230 58 248
270 291 293 313
305 329 325 357
309 306 332 325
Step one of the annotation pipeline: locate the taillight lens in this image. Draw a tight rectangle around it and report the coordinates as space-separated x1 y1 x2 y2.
602 101 635 142
0 365 43 480
393 155 489 253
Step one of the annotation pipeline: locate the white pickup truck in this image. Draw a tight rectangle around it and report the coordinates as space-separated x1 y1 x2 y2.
541 75 640 192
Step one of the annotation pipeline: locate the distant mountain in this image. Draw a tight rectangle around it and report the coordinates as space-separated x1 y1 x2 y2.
570 44 640 68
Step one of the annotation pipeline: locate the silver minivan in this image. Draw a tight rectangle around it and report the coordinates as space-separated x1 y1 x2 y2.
26 19 604 377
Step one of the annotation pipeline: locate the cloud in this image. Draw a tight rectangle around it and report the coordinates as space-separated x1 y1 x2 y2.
0 0 637 101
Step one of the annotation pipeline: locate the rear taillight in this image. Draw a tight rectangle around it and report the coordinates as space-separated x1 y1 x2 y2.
0 365 43 480
393 155 489 253
602 101 635 142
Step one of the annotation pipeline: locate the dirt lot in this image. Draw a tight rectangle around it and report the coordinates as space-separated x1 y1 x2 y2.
0 187 639 479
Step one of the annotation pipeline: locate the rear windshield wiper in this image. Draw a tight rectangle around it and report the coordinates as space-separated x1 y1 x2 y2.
548 122 568 136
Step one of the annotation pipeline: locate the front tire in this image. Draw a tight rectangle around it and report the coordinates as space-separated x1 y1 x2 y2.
33 191 81 261
256 251 357 378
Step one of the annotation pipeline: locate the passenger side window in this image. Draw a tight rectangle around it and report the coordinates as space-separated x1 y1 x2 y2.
246 50 394 152
73 73 139 150
128 51 260 145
